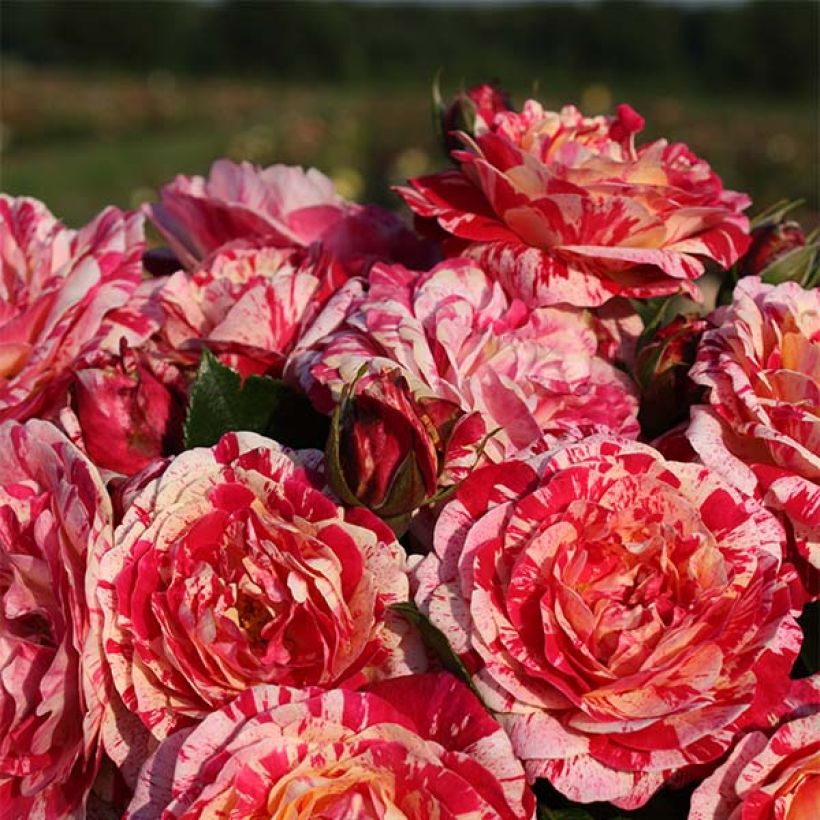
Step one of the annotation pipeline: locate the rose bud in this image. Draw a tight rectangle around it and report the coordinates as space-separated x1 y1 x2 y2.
438 82 512 155
635 314 707 439
70 342 187 476
740 220 806 278
327 369 474 533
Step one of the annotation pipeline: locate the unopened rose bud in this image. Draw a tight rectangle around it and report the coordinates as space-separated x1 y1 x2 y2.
71 344 186 475
635 315 707 439
439 83 512 155
327 370 469 532
740 220 806 278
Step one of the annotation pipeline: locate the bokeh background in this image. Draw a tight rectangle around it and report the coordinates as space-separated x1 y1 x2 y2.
1 0 817 231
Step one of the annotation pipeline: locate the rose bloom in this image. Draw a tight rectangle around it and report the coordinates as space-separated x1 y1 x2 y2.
690 675 820 820
289 259 639 462
158 240 349 378
97 432 423 750
147 159 432 274
0 195 144 422
126 674 535 819
414 435 802 808
397 99 750 307
0 420 112 816
688 277 820 586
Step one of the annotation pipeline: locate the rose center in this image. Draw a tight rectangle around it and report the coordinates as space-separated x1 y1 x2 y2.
265 761 400 819
236 593 273 645
0 342 33 381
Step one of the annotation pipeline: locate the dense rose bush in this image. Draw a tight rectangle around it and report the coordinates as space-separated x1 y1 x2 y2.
398 100 750 307
147 159 432 274
1 88 815 819
126 674 535 819
0 420 112 816
690 675 820 819
289 259 639 461
688 277 820 584
0 195 144 422
97 432 423 750
157 241 349 378
414 436 802 808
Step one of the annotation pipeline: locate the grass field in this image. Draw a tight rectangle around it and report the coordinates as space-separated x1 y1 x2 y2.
2 64 817 230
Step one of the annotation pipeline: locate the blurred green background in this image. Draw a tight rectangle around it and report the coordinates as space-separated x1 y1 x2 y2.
1 0 817 229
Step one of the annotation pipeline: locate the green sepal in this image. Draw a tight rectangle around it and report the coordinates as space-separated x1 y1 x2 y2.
391 601 487 708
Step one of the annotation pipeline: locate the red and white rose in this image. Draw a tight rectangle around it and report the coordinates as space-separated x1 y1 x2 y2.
0 196 144 423
0 420 112 817
66 343 187 477
96 432 423 751
126 674 535 819
157 241 349 378
398 99 750 307
327 367 486 527
289 258 639 460
414 435 802 808
688 277 820 586
147 159 431 274
690 675 820 820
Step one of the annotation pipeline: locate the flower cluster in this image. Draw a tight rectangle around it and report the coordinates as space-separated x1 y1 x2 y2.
1 87 816 819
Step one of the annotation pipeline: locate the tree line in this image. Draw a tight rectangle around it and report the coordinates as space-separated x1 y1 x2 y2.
1 0 816 99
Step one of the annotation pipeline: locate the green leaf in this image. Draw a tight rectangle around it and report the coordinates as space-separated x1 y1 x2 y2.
750 198 804 229
760 242 819 287
324 363 369 508
183 350 328 450
631 296 677 355
391 601 487 708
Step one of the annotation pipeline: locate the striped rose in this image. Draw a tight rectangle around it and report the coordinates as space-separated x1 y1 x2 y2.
126 674 535 819
414 436 802 808
157 241 348 378
397 100 750 307
0 420 111 816
97 433 423 754
690 675 820 820
0 196 144 423
289 258 639 463
147 159 431 274
688 277 820 592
